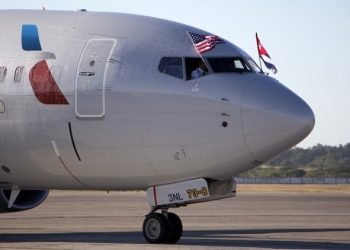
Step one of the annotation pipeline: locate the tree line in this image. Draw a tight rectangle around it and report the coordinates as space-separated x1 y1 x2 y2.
240 143 350 177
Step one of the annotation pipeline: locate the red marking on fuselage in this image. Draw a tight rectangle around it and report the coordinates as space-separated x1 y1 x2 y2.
29 60 69 105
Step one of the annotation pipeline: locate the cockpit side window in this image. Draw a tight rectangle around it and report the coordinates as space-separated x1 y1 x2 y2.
158 57 183 79
207 57 251 73
185 58 208 80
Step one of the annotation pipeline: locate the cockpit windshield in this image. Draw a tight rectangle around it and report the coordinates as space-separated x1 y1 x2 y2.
246 58 263 73
158 56 262 80
207 57 252 73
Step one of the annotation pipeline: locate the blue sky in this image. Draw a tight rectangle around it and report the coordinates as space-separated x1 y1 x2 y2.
2 0 350 148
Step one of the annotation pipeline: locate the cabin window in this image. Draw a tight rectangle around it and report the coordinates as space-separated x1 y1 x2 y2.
158 57 183 79
14 66 25 83
0 67 7 83
207 57 251 73
0 100 4 113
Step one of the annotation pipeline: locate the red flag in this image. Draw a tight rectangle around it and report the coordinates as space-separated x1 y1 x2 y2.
256 33 278 74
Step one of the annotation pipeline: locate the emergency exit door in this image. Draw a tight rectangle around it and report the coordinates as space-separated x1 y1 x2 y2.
75 39 117 118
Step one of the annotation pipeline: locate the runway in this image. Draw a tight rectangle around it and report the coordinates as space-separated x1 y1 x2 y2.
1 188 350 250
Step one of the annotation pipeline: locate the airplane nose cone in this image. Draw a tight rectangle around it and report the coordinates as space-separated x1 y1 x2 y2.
241 79 315 162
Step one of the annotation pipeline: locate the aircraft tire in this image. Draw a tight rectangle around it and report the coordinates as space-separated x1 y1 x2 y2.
143 213 168 243
164 212 183 243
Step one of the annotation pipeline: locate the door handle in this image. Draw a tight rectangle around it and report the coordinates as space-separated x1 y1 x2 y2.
79 72 95 76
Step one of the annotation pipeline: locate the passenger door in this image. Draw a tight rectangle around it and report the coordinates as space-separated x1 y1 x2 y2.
75 39 117 118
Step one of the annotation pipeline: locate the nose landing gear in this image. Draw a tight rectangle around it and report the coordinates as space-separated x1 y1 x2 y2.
143 178 236 244
143 209 183 244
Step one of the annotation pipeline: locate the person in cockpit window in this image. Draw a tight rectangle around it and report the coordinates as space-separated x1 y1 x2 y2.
191 60 208 79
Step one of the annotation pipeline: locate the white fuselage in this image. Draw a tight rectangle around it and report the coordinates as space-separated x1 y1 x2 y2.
0 10 314 191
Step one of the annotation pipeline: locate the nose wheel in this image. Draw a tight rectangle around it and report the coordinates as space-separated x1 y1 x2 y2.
143 211 183 244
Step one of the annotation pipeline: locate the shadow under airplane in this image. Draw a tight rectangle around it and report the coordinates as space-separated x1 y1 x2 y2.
0 228 349 249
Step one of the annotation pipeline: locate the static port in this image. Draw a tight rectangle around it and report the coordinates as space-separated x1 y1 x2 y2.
222 121 228 128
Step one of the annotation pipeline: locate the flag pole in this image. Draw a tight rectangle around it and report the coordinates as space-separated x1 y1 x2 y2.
255 32 263 70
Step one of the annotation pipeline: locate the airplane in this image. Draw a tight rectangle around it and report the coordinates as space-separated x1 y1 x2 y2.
0 10 315 244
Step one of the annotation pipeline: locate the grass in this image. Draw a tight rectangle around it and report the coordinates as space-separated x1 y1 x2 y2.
50 185 350 195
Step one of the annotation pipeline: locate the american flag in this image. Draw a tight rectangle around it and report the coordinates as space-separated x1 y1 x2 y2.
188 32 225 54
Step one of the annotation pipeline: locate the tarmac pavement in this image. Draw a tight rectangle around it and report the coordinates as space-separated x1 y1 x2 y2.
0 189 350 249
